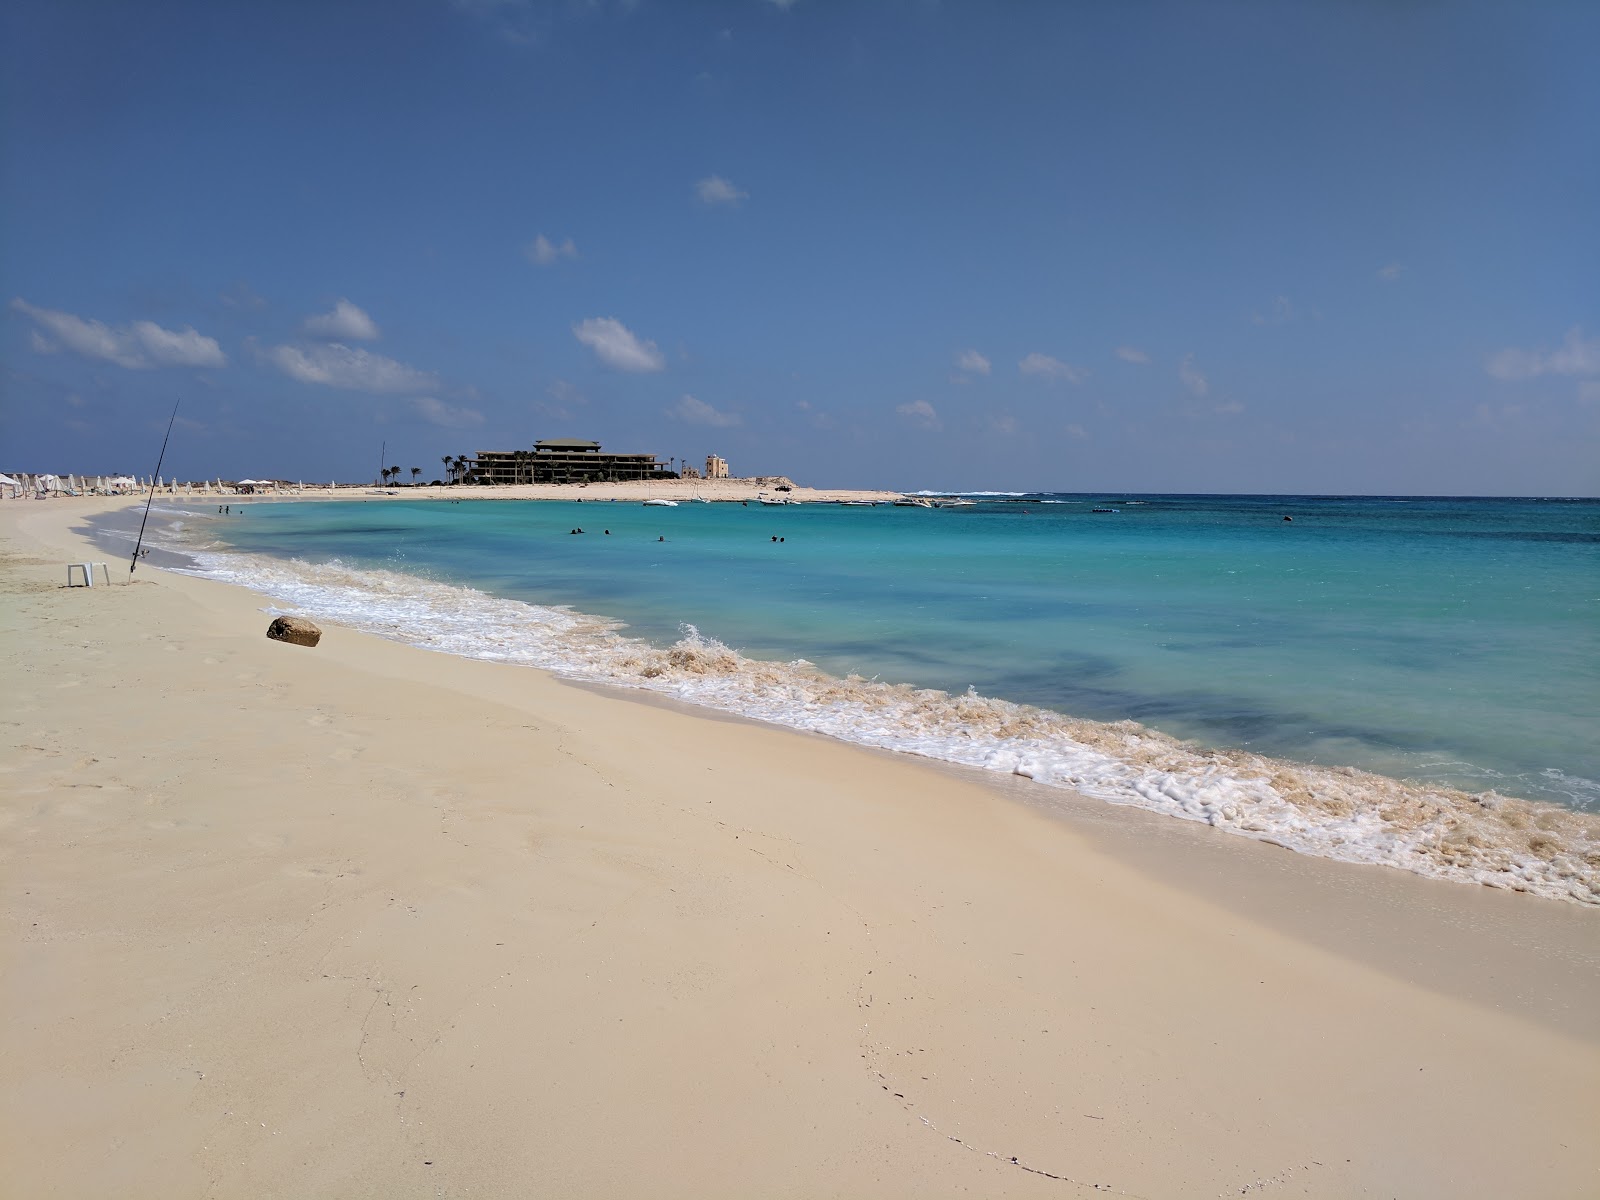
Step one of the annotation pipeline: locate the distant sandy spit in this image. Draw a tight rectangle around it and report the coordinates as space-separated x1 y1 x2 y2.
29 477 910 505
2 497 1597 1199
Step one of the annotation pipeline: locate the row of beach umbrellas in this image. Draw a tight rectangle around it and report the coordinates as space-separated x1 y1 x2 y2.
0 474 328 498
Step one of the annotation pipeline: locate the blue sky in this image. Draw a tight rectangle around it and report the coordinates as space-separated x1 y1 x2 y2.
3 0 1596 494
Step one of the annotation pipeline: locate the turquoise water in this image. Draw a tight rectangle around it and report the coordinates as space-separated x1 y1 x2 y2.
209 493 1598 811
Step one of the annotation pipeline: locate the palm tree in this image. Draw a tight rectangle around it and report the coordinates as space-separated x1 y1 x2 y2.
411 467 421 486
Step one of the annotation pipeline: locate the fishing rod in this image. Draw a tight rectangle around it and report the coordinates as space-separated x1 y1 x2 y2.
129 399 180 578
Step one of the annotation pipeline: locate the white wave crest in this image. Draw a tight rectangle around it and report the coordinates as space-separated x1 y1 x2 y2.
174 548 1600 906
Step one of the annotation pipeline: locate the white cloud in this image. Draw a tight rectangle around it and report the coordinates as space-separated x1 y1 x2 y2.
696 175 748 206
1251 295 1295 326
1486 328 1600 381
130 320 230 367
1115 345 1150 365
990 414 1018 434
896 399 942 431
524 234 578 266
955 349 991 375
23 303 148 366
572 316 665 372
1179 354 1209 397
412 396 485 428
303 298 380 341
1018 352 1087 383
1215 400 1245 415
1064 423 1088 439
268 342 439 393
11 298 225 369
1377 263 1405 282
669 394 742 427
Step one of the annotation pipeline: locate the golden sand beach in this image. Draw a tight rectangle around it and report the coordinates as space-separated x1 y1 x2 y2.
2 496 1597 1198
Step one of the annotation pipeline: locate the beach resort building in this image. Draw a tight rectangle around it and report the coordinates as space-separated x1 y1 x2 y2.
462 439 674 485
705 454 729 479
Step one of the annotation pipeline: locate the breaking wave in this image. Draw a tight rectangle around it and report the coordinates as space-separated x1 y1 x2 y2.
173 547 1600 907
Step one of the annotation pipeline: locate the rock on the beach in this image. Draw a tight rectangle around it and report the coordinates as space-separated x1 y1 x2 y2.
266 615 322 647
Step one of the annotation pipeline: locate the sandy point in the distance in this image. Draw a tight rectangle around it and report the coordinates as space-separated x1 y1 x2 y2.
168 476 909 505
1 495 1597 1199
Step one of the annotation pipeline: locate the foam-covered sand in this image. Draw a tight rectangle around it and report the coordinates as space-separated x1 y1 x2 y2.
4 496 1599 1199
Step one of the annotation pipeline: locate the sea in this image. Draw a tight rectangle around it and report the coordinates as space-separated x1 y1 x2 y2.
111 492 1600 906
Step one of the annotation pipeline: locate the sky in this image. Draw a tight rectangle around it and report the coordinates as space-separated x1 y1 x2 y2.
2 0 1597 495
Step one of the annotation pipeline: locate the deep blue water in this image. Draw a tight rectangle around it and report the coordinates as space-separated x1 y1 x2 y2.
212 493 1599 809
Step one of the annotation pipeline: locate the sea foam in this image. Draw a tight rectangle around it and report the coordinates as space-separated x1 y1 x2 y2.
174 547 1600 907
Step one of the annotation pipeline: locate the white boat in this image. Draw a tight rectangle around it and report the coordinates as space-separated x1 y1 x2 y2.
643 498 679 507
893 497 934 508
759 497 790 506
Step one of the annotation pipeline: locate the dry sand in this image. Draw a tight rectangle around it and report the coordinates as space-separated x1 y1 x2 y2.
3 497 1597 1199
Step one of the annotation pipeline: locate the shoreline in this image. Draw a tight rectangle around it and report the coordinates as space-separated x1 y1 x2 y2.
3 497 1597 1197
20 477 912 505
93 495 1600 908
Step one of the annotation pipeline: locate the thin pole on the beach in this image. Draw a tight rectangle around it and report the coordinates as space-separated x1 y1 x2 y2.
129 400 180 579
